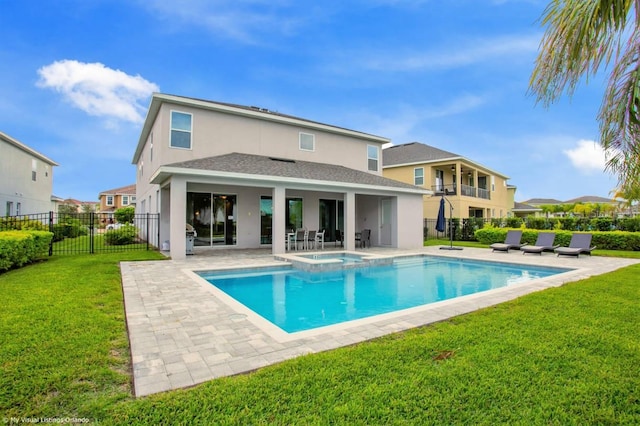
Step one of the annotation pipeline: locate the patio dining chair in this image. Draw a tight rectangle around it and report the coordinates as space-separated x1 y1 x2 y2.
292 229 307 250
307 230 317 250
315 229 325 250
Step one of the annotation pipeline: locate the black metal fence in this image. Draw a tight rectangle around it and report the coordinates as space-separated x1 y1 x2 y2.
424 217 487 241
0 212 160 255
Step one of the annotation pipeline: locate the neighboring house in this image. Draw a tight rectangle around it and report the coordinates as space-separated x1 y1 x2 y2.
382 142 514 219
61 198 100 213
512 202 543 218
132 93 430 259
0 130 58 216
98 184 136 216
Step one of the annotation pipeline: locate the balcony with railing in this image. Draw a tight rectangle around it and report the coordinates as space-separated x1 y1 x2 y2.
431 183 490 200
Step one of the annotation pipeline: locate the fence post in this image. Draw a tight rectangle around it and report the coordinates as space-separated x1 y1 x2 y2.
48 211 54 256
146 213 150 250
89 212 95 254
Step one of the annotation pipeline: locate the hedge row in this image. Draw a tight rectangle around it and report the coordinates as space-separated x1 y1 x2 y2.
0 230 53 271
474 228 640 251
489 216 640 232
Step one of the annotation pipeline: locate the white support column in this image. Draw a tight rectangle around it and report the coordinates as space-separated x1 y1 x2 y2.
169 176 187 260
272 186 287 254
344 191 356 251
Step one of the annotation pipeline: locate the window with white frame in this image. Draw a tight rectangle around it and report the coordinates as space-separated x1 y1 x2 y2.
122 195 129 206
414 167 424 186
16 203 21 215
6 201 13 216
106 195 114 206
131 195 136 203
149 132 153 162
491 176 495 191
299 132 315 151
32 159 37 181
367 145 379 172
170 111 192 149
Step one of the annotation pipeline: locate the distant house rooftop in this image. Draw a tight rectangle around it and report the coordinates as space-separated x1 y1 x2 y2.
382 141 509 179
99 184 136 196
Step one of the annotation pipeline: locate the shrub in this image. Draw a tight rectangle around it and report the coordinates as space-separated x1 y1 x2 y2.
0 217 47 231
474 228 640 251
504 217 523 228
617 217 640 232
114 206 135 224
591 217 613 232
52 219 88 242
0 230 53 271
104 224 139 245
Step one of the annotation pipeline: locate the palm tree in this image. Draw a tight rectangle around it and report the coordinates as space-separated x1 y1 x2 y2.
529 0 640 192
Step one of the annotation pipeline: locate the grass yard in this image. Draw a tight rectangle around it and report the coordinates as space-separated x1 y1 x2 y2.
1 250 639 424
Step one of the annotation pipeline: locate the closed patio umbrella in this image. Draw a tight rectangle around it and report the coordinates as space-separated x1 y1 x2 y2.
435 197 446 233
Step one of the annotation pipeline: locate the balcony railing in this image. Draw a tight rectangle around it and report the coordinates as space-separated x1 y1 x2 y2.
431 184 456 196
432 184 490 200
477 188 491 200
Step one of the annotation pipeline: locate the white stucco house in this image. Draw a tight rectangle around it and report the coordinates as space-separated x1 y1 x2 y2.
0 131 58 216
132 93 431 260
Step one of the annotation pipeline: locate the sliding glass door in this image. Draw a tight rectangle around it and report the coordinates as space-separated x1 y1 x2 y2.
187 192 236 246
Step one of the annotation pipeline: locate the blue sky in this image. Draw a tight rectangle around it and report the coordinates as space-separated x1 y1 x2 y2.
0 0 619 203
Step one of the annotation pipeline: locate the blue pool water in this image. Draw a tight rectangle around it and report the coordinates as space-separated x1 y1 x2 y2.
199 257 568 333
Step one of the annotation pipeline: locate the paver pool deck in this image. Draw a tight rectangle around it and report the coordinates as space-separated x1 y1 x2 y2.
120 246 640 397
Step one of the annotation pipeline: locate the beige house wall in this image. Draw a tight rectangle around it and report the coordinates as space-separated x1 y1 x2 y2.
383 162 512 219
135 99 388 217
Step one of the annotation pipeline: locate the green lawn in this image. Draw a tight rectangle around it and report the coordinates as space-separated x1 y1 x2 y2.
1 250 639 424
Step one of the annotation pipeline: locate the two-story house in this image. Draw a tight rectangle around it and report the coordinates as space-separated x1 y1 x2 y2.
382 142 514 219
98 184 137 215
0 131 58 216
132 93 430 259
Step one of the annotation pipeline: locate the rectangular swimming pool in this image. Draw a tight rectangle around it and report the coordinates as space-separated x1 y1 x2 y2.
198 256 569 333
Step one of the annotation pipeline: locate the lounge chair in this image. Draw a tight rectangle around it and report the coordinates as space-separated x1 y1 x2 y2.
521 232 559 255
554 233 596 257
490 230 523 252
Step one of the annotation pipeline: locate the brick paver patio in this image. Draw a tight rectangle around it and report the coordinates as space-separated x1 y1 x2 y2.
120 246 639 396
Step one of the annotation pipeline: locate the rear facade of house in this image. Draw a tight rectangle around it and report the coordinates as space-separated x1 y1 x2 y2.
132 93 430 259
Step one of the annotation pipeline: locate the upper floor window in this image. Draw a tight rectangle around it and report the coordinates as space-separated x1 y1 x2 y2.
149 132 154 162
367 145 379 172
414 167 424 186
106 195 114 206
299 132 315 151
170 111 192 149
122 195 130 206
32 159 37 181
491 176 495 191
131 196 137 203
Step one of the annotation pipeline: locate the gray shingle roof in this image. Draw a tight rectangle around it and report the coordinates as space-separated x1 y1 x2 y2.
513 202 541 211
521 198 563 205
383 142 460 167
164 153 426 191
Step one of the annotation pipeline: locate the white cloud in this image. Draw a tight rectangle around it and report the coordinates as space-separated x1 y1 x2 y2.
361 33 542 72
36 60 159 123
563 139 607 173
141 0 304 44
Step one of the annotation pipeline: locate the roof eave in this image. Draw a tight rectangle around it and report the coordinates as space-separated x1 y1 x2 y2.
149 166 432 196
